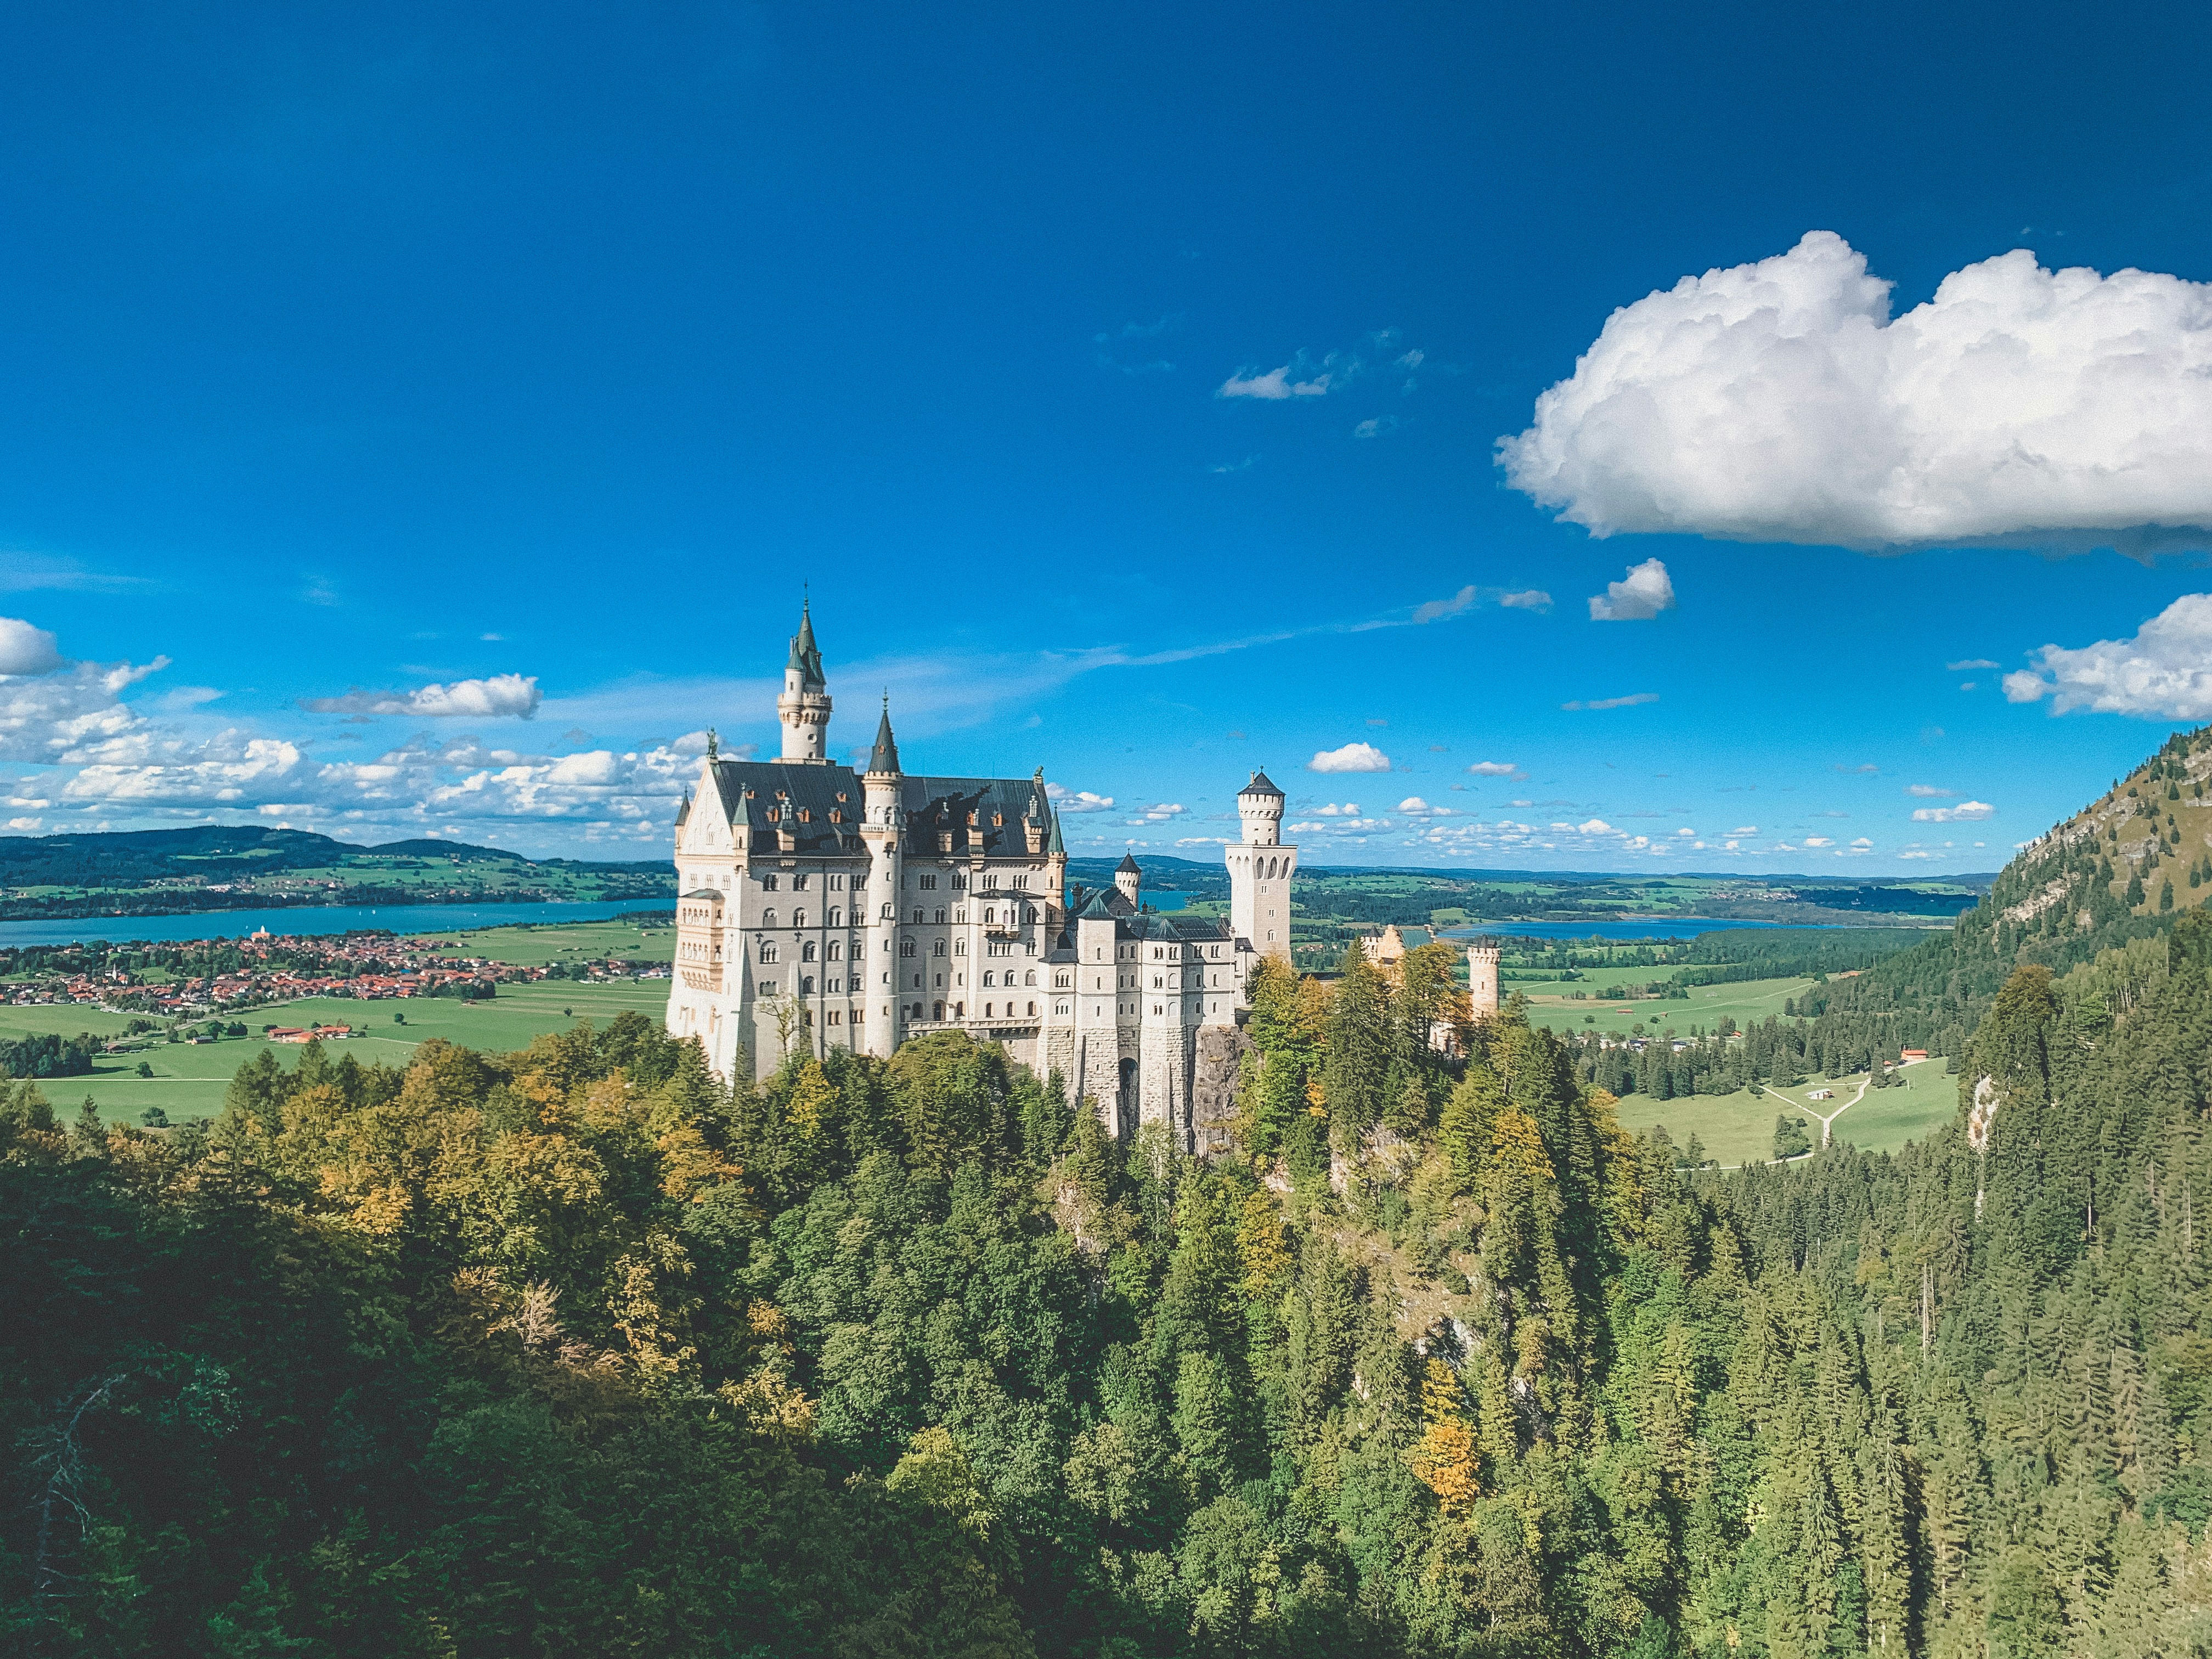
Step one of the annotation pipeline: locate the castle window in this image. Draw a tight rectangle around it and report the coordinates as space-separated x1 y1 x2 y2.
919 874 936 890
955 909 966 923
934 908 946 924
793 874 809 890
1023 907 1037 923
933 1001 944 1020
802 942 816 962
793 910 807 928
1012 874 1028 890
761 874 778 891
1025 970 1037 986
760 943 778 963
951 872 965 891
983 907 995 924
801 975 814 995
760 980 776 995
828 941 842 961
1054 973 1069 988
1027 1002 1037 1017
984 1003 993 1017
828 1010 840 1025
932 940 946 957
953 939 967 956
1153 947 1162 960
912 909 924 923
982 972 994 987
762 908 777 928
831 874 845 890
827 907 843 927
984 872 998 889
882 903 894 919
900 941 916 958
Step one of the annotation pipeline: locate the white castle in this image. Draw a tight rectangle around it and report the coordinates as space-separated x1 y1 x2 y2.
665 603 1301 1141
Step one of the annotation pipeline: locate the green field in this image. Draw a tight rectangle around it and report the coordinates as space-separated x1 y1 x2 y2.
1615 1057 1959 1167
1520 973 1814 1040
1 919 674 1125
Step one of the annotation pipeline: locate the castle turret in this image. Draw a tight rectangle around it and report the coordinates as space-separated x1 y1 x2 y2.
1115 851 1143 908
1467 944 1500 1017
1225 770 1296 981
777 599 832 763
860 696 905 1059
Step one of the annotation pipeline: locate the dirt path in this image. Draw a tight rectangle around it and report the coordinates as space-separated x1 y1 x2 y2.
1763 1056 1932 1147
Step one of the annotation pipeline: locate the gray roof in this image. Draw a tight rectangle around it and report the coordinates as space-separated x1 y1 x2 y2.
1240 769 1285 800
785 602 826 690
1116 851 1142 874
704 760 869 856
868 703 900 774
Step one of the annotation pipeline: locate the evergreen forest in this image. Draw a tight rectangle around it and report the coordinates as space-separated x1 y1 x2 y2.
8 731 2212 1657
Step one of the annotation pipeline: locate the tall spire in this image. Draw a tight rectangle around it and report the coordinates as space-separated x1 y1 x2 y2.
786 597 825 691
868 693 901 775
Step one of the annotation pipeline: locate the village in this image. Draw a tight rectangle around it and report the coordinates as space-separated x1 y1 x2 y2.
0 924 671 1030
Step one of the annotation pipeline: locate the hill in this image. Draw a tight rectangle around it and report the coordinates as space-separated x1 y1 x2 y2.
0 825 672 921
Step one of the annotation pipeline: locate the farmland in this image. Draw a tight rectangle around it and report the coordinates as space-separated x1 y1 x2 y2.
1612 1054 1959 1167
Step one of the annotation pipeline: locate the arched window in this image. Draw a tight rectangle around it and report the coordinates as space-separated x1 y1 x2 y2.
983 907 995 924
1024 970 1037 986
933 908 946 924
802 941 816 962
801 975 814 994
984 1003 994 1017
828 941 843 961
761 908 777 928
793 909 807 929
1054 972 1069 988
953 939 967 956
933 1001 944 1020
792 873 809 890
882 902 894 918
932 940 946 957
1027 1001 1037 1017
911 908 924 923
900 941 916 958
828 907 842 927
1023 906 1037 923
759 942 778 963
761 874 778 891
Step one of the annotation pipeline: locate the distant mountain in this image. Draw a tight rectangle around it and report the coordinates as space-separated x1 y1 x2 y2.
0 825 672 921
1816 723 2211 1026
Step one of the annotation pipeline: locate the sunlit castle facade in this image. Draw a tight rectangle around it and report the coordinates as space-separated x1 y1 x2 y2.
665 603 1300 1142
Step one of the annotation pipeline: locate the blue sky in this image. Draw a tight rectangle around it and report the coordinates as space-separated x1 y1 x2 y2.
4 1 2212 873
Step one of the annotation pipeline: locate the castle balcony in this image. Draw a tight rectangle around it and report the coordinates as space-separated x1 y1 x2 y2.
906 1017 1041 1037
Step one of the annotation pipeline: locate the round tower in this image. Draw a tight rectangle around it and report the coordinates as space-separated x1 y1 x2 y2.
1237 769 1285 845
1114 851 1142 907
860 697 905 1059
1467 944 1501 1017
777 599 832 763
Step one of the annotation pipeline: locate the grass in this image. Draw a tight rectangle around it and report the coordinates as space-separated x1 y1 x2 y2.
1520 973 1814 1040
1613 1057 1959 1168
3 922 674 1126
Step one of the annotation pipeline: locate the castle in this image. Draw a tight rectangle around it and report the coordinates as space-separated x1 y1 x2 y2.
665 603 1303 1144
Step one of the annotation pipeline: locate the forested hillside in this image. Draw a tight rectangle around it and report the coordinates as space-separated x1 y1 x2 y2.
8 731 2212 1656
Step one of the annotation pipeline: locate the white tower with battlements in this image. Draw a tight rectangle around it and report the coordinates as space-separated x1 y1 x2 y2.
1467 944 1500 1017
1224 771 1295 988
777 601 832 763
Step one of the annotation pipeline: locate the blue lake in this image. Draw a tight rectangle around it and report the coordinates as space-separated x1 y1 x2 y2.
1438 917 1882 942
0 899 675 949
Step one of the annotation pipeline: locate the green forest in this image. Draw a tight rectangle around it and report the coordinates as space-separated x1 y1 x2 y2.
7 731 2212 1657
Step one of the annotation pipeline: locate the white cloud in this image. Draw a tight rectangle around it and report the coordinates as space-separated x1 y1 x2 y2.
1676 826 1695 837
1805 836 1834 848
301 673 543 719
0 617 65 677
1398 796 1453 816
1912 800 1994 822
1133 802 1186 822
1467 761 1519 778
1500 231 2212 553
1561 692 1659 710
1906 784 1954 798
1730 825 1758 836
1947 658 1999 671
1588 558 1677 622
1218 362 1338 400
1413 586 1480 624
1353 416 1399 438
1577 817 1613 834
2003 593 2212 718
1851 837 1875 848
1499 589 1552 611
1046 783 1116 812
1898 849 1934 860
1308 742 1392 773
1314 802 1362 816
1411 584 1553 623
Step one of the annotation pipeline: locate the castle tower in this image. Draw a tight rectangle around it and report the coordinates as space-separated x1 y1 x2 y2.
859 698 905 1059
1115 851 1143 908
1225 770 1295 979
777 599 832 763
1467 944 1500 1017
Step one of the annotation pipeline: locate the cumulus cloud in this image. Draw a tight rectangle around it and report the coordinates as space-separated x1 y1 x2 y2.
1308 742 1392 774
1912 800 1994 822
1500 231 2212 553
2002 593 2212 718
1805 836 1834 848
1397 796 1455 816
1129 802 1186 823
301 673 543 720
1588 558 1676 621
1046 782 1116 812
1218 362 1339 400
1499 589 1552 611
1466 760 1517 776
1313 803 1362 816
0 618 65 677
1730 825 1758 836
1561 692 1658 711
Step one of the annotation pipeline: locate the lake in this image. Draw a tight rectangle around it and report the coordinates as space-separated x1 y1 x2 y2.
1437 917 1881 942
0 899 675 949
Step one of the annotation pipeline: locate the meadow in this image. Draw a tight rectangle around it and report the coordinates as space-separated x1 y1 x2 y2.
1517 972 1815 1040
2 918 673 1125
1610 1056 1959 1167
